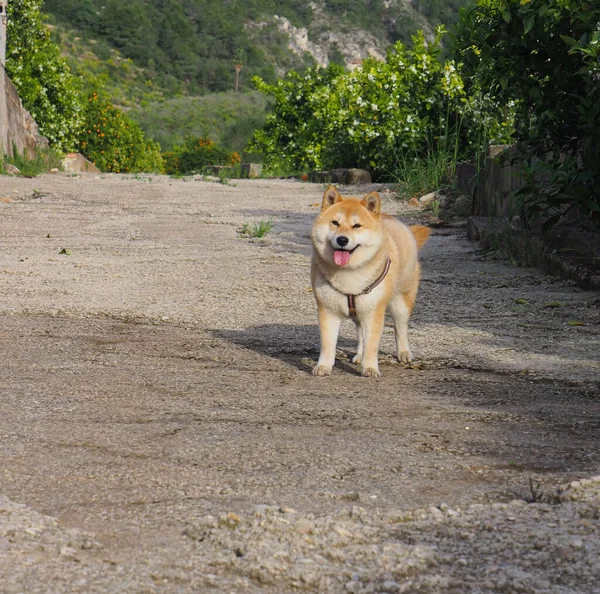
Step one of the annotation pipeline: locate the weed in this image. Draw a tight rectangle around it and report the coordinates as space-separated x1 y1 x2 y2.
528 477 544 503
240 220 273 238
543 301 565 309
1 146 63 177
391 129 460 201
218 169 231 185
133 174 154 183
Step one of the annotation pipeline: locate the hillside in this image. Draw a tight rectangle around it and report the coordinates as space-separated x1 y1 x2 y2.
43 0 471 99
40 0 471 156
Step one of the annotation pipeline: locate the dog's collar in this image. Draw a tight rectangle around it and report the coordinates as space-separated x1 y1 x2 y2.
347 257 391 317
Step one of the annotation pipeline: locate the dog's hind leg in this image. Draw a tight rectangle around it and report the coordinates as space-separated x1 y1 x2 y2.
389 292 415 363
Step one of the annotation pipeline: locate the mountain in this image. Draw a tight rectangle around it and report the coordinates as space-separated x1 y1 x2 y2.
43 0 471 100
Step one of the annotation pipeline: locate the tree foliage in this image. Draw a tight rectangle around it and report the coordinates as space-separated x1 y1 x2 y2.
79 90 164 173
453 0 600 224
162 136 237 175
250 27 512 177
41 0 473 95
5 0 164 172
6 0 83 150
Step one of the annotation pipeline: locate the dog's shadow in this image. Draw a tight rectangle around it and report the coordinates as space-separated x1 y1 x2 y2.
213 324 359 375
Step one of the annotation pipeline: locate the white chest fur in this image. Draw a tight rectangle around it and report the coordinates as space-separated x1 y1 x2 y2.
313 269 386 319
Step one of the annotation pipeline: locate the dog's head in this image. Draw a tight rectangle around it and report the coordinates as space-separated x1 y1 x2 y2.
311 185 384 269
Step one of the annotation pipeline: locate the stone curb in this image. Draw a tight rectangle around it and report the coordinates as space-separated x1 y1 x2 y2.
467 216 600 292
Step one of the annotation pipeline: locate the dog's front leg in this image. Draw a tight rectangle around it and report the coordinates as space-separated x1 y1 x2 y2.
352 318 363 365
313 305 342 376
359 304 386 377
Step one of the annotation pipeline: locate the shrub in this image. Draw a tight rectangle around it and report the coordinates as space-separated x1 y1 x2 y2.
1 145 63 176
78 90 164 173
452 0 600 225
162 136 232 175
6 0 83 151
249 27 512 179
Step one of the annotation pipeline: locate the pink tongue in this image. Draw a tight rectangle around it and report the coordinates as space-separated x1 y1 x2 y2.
334 250 350 266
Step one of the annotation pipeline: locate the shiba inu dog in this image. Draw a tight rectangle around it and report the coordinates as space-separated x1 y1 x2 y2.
311 185 430 377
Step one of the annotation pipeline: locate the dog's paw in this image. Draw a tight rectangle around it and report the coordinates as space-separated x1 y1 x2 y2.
312 364 332 377
351 353 362 365
361 367 381 378
396 350 413 364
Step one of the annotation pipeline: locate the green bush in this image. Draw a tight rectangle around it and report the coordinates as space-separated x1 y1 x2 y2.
5 0 164 174
250 27 512 179
78 90 164 173
453 0 600 225
162 136 233 175
127 91 269 154
6 0 83 151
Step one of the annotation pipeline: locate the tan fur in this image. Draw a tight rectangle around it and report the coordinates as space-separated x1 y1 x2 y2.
311 185 429 377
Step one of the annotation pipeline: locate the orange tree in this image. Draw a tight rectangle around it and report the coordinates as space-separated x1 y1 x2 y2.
78 90 163 173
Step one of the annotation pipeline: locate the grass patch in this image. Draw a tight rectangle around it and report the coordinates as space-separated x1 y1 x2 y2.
391 141 459 200
239 220 273 238
1 146 63 177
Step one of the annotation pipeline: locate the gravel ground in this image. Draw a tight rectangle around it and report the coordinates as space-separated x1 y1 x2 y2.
0 173 599 593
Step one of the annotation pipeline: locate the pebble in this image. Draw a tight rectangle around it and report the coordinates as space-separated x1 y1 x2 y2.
59 546 78 559
333 525 353 538
571 538 584 549
427 506 444 521
296 520 314 535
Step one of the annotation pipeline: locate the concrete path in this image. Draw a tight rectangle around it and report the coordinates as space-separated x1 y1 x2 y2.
0 174 599 593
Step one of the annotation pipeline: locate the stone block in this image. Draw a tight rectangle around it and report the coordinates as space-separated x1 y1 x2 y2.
307 168 372 185
240 163 262 178
62 153 100 174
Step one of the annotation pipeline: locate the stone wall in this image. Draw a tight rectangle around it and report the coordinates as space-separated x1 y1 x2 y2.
0 63 48 158
457 145 525 218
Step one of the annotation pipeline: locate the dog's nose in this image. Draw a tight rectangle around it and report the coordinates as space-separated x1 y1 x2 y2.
336 236 349 247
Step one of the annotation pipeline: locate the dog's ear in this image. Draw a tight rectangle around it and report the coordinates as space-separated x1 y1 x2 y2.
361 191 381 216
321 185 342 211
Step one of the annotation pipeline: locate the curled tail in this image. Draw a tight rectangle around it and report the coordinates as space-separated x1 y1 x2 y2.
409 225 431 250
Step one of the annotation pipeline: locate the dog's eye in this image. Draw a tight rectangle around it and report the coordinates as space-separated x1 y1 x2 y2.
352 223 362 229
331 221 339 227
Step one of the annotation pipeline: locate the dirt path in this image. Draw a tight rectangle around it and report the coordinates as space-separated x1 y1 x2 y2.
1 174 599 593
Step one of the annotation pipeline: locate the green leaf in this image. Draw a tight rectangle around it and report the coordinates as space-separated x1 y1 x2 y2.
523 15 535 34
560 35 578 47
59 248 72 255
